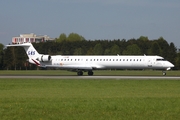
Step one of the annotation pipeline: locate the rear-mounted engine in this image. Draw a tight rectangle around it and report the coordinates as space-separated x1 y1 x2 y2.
38 55 51 62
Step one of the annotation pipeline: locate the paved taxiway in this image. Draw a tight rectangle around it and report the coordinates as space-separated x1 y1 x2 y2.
0 75 180 79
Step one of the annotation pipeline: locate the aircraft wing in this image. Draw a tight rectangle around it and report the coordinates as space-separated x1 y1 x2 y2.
45 64 93 70
45 64 105 70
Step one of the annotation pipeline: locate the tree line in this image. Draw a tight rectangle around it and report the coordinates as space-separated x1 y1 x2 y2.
0 33 180 70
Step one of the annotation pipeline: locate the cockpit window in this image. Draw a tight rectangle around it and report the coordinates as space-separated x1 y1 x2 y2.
156 59 166 61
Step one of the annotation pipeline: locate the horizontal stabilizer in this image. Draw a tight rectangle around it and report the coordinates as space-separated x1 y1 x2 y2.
6 43 32 47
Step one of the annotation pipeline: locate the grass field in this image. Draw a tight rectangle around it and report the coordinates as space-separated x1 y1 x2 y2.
0 78 180 120
0 70 180 76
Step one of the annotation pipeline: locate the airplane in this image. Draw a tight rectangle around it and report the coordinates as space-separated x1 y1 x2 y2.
6 43 174 76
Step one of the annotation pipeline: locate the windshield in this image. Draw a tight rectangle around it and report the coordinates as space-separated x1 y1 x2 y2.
156 59 166 61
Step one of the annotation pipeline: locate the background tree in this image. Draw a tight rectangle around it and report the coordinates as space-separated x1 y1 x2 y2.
168 42 177 65
175 51 180 69
86 47 94 55
3 47 11 70
156 37 169 58
138 36 149 41
74 48 83 55
149 41 161 55
104 48 111 55
3 47 16 70
67 33 85 41
137 36 149 54
56 33 67 42
0 43 4 69
110 44 120 55
93 43 103 55
123 44 142 55
15 47 27 70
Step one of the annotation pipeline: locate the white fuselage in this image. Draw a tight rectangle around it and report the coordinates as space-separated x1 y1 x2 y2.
37 55 174 71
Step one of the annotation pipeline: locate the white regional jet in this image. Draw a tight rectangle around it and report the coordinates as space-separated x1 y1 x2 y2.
6 43 174 76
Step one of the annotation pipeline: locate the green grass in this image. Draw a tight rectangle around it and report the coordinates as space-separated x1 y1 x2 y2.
0 70 180 76
0 79 180 119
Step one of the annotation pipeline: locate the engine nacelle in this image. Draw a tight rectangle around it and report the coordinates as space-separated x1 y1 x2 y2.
38 55 51 62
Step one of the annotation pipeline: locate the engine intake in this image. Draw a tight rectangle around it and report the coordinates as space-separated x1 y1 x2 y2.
38 55 51 62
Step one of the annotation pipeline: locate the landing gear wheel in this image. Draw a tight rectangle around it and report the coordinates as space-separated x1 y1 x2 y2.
162 72 166 76
88 71 93 76
77 71 83 76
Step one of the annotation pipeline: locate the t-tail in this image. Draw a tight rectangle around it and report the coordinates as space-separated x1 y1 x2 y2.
6 43 51 66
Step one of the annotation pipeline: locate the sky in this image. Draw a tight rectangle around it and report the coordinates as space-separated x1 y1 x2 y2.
0 0 180 48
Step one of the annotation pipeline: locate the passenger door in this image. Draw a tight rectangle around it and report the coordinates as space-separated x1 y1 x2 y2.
147 58 152 67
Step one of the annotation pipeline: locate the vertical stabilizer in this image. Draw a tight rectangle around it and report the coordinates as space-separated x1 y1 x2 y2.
6 43 41 66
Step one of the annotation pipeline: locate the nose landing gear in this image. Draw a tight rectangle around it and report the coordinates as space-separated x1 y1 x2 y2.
162 71 166 76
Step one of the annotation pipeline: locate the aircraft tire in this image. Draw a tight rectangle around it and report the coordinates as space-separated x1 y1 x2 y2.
162 72 166 76
77 71 83 76
88 71 93 76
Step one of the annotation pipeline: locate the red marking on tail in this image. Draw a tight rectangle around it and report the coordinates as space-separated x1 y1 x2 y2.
32 59 40 66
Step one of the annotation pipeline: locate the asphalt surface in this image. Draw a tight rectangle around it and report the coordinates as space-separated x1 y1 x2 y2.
0 75 180 79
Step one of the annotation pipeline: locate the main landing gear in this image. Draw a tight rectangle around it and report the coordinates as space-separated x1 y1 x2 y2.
77 70 94 76
77 71 83 76
88 71 93 76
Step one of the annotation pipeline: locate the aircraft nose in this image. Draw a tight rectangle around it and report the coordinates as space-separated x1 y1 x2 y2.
168 62 174 68
171 63 174 68
165 62 174 70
